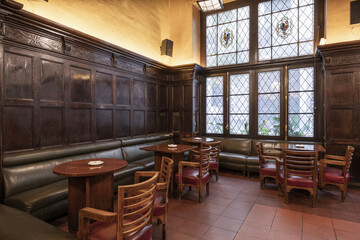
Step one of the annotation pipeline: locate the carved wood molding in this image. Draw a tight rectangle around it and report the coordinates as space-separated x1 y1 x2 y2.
115 57 144 75
318 40 360 67
65 42 112 66
5 25 62 52
324 54 360 67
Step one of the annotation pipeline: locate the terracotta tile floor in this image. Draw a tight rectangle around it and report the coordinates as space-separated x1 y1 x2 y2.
52 172 360 240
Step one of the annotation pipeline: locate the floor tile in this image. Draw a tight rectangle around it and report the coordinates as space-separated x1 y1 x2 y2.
302 222 336 240
268 229 301 240
213 216 243 232
201 226 237 240
176 221 210 238
234 221 270 240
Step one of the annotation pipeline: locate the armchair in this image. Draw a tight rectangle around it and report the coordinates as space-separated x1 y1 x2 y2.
319 145 355 201
257 142 281 190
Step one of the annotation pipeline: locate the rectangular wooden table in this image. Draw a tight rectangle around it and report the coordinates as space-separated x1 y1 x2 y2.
274 143 326 153
140 143 196 195
53 158 127 233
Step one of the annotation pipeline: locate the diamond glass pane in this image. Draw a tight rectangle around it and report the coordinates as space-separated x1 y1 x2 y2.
259 48 271 61
218 22 237 54
230 115 249 134
272 0 298 12
218 9 237 24
206 26 217 55
237 51 249 63
289 92 314 113
218 53 236 66
258 71 281 93
259 1 271 16
299 41 313 56
206 97 223 114
288 114 313 137
289 67 314 91
206 14 217 27
206 115 223 134
230 74 249 94
206 76 223 96
258 15 272 48
299 5 314 41
238 20 249 51
230 95 249 113
299 0 314 6
206 55 217 67
272 43 298 59
258 114 281 136
238 6 250 20
258 94 280 113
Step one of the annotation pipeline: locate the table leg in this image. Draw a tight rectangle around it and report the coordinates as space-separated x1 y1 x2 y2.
68 177 86 233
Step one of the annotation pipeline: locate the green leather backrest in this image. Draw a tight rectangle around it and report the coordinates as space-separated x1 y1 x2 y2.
220 138 252 155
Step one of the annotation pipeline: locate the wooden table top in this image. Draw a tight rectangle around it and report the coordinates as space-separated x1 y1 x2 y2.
140 143 196 154
182 137 214 144
53 158 127 177
274 143 326 153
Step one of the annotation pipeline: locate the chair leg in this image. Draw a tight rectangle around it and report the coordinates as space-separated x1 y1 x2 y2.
341 190 345 202
189 186 192 191
285 190 289 204
206 182 210 196
312 194 317 208
260 177 264 190
199 186 203 202
215 170 219 181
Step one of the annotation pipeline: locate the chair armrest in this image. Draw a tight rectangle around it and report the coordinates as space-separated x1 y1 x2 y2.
324 154 345 161
134 171 159 183
156 182 167 191
179 161 199 169
264 155 281 162
320 159 346 166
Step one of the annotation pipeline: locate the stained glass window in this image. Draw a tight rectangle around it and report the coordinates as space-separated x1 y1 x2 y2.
258 70 281 136
230 73 250 134
258 0 314 61
206 76 224 134
288 67 314 137
206 6 250 67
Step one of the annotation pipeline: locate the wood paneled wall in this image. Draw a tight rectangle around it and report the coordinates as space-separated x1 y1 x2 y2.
318 40 360 183
0 2 203 156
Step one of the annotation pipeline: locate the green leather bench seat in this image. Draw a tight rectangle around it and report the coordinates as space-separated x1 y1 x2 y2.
0 204 76 240
113 163 144 189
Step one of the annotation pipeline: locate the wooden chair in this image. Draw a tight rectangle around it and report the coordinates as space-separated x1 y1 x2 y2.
134 156 173 240
201 141 221 181
280 150 318 207
175 147 211 202
78 172 158 240
257 142 281 190
319 145 355 201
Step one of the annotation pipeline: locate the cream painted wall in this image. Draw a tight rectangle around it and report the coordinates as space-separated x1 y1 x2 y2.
326 0 360 44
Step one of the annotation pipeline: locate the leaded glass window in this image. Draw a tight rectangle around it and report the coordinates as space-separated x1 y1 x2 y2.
288 67 314 137
258 0 314 61
206 76 224 134
229 73 250 134
206 6 250 67
258 70 281 136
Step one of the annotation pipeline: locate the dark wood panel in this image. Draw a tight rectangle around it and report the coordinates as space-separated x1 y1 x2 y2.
133 80 145 107
146 82 156 108
70 108 91 143
183 111 192 132
133 110 145 135
172 86 183 109
116 76 130 105
40 60 63 101
329 72 355 105
172 112 180 131
70 66 91 103
327 109 354 139
159 111 168 133
96 109 113 140
158 84 168 108
184 85 192 110
95 72 112 104
40 107 64 147
4 106 33 151
4 52 33 100
147 111 157 134
115 110 130 137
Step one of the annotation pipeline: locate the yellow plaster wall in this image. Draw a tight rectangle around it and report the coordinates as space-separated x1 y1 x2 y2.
326 0 360 44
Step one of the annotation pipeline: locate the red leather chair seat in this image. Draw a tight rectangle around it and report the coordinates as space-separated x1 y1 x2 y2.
260 162 276 176
278 172 317 188
84 221 152 240
175 167 210 185
153 191 167 217
209 160 218 169
323 167 350 184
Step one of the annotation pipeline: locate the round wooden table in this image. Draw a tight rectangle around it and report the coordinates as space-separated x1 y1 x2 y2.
53 158 127 233
182 137 214 145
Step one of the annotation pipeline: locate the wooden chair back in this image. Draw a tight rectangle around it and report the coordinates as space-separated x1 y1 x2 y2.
283 150 318 184
158 156 173 200
117 172 158 239
344 145 355 177
201 141 221 163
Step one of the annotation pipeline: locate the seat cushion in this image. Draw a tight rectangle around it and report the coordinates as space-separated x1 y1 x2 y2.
260 162 276 176
279 172 317 188
153 191 167 217
323 167 350 184
219 152 247 164
209 160 218 169
86 222 152 240
174 168 210 185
